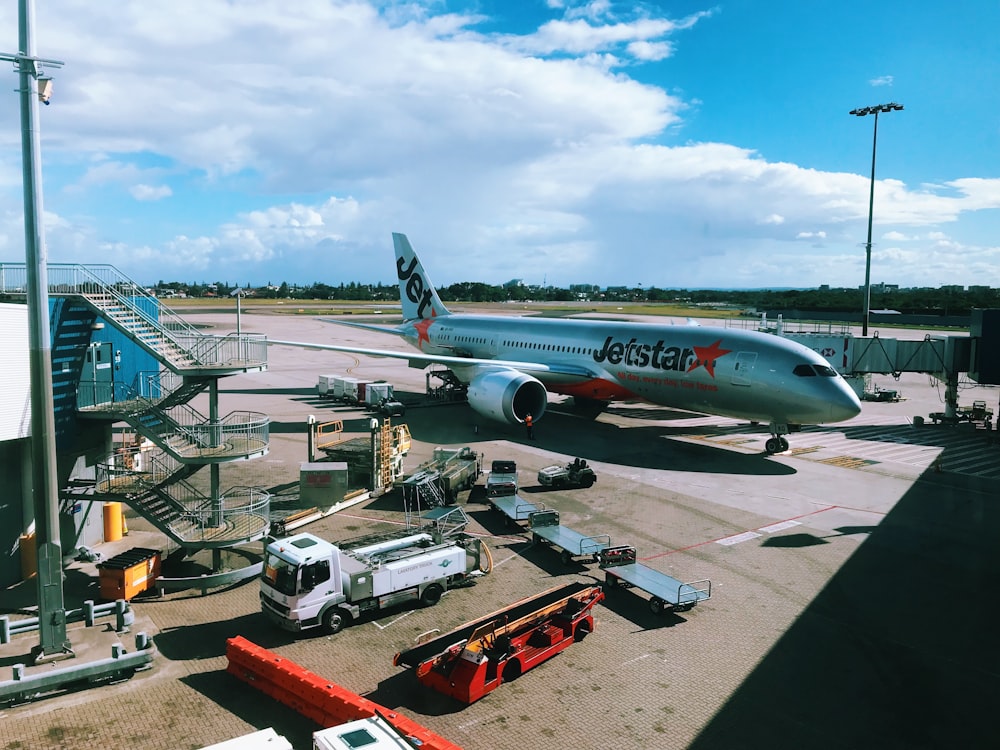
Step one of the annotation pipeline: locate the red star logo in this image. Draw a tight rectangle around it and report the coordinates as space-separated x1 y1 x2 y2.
687 339 732 378
413 312 436 349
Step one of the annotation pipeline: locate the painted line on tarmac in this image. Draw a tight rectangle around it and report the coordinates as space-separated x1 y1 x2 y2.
640 505 837 561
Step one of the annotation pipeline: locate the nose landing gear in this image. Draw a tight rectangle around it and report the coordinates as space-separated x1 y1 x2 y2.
765 436 789 454
765 422 790 455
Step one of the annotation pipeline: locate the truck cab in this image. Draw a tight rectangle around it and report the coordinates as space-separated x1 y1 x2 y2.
261 534 347 633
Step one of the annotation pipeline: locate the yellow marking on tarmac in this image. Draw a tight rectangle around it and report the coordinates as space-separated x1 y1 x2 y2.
818 456 879 469
790 446 820 455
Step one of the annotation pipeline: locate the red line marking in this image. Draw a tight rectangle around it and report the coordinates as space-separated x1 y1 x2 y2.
638 505 839 561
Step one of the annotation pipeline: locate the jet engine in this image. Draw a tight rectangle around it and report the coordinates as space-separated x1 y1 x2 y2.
466 369 548 425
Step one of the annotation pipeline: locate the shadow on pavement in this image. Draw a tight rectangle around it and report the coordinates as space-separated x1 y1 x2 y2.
403 407 797 477
688 469 1000 750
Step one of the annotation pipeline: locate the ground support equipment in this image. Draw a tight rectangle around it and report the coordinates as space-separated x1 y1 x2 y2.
528 509 611 564
488 493 545 527
599 545 711 615
394 582 603 704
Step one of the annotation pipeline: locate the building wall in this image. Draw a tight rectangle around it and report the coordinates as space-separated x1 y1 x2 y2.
0 299 159 586
0 303 31 441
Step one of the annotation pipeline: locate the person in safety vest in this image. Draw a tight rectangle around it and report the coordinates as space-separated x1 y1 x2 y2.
525 413 534 440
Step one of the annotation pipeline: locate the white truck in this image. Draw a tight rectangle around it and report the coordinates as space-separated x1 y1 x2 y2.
486 459 518 498
313 716 416 750
260 531 484 634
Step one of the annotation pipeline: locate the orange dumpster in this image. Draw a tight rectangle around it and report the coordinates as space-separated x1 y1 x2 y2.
98 547 161 601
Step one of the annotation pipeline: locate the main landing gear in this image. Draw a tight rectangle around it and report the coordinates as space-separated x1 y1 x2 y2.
765 422 790 455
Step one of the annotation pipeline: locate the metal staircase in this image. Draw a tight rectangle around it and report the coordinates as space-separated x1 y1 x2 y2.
0 261 273 550
77 377 268 463
93 451 269 547
1 261 267 374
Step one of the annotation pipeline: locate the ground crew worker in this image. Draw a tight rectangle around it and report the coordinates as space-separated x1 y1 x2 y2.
525 413 534 440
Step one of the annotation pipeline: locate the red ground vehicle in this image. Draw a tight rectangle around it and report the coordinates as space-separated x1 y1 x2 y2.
394 582 603 704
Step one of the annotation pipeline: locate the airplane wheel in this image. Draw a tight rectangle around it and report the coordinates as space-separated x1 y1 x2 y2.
778 437 789 452
765 437 780 455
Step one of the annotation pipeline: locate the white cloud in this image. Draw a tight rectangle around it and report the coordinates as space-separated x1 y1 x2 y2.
130 184 172 201
0 1 995 290
869 75 894 87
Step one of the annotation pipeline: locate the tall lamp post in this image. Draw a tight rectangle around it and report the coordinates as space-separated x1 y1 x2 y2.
849 101 903 337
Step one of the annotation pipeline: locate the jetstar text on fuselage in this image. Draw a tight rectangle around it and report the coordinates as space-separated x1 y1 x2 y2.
593 336 729 376
397 255 435 319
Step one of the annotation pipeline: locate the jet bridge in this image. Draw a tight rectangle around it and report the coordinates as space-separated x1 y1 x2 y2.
778 307 1000 422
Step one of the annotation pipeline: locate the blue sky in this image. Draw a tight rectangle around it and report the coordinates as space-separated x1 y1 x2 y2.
0 0 998 290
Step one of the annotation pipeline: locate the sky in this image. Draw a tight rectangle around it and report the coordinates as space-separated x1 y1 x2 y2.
0 0 998 290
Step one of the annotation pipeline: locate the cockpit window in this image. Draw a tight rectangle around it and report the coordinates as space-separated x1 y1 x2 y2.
793 363 838 377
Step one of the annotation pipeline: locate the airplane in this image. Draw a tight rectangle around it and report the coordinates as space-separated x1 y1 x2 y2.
272 233 862 454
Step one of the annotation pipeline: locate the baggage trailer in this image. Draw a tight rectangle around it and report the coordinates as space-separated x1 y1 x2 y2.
488 493 545 526
598 545 711 615
393 582 604 704
528 509 611 565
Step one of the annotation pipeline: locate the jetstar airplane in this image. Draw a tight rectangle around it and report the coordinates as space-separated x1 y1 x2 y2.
272 233 862 454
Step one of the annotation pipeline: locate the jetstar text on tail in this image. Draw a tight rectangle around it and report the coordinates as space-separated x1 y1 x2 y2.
593 337 732 377
397 255 435 319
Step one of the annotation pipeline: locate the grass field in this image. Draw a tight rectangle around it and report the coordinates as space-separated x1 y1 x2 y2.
162 296 744 320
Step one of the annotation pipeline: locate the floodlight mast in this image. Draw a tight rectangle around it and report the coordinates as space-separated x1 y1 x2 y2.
0 0 70 662
849 102 903 337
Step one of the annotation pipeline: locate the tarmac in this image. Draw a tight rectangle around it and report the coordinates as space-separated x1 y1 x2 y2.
1 309 998 750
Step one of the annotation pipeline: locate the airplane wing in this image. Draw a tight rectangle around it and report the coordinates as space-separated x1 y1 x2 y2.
319 319 403 335
267 339 598 379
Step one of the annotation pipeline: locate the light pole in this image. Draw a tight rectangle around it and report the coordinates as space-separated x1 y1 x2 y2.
2 0 73 662
850 101 903 337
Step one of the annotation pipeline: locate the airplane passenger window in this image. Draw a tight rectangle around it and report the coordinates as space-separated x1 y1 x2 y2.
813 365 838 377
793 364 817 376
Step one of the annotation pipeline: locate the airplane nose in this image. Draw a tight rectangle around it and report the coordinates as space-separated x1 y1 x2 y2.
829 382 862 422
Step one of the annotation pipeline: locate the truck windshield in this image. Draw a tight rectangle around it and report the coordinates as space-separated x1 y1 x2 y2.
262 551 299 596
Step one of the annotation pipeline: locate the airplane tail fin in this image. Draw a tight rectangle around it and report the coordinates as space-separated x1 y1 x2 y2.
393 233 451 321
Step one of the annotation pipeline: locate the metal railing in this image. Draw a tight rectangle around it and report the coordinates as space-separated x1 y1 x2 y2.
77 380 269 457
174 485 271 543
0 261 267 369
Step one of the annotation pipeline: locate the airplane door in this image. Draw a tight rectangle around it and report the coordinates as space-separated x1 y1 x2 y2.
731 351 757 387
79 341 114 407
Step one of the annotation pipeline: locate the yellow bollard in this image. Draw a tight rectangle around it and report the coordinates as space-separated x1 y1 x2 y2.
103 502 123 542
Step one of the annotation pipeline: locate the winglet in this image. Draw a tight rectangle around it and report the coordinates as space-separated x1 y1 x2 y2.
393 233 451 321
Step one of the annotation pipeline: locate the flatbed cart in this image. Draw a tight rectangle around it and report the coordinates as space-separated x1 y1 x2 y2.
489 493 546 526
598 545 711 615
528 509 611 565
394 582 604 704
